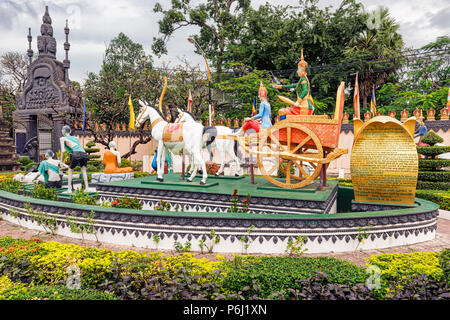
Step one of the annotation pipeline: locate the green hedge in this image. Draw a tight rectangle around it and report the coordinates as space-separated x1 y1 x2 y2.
417 146 450 157
418 171 450 182
439 249 450 285
222 256 367 298
416 190 450 210
419 159 450 170
416 181 450 191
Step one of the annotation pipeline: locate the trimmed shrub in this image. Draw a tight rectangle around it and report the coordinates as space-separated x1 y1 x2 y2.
416 181 450 191
85 141 102 170
18 157 34 171
439 249 450 285
421 131 444 146
419 159 450 170
418 171 450 182
222 256 367 298
417 146 450 157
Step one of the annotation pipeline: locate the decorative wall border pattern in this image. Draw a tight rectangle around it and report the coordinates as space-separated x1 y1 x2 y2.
0 188 439 254
94 183 339 215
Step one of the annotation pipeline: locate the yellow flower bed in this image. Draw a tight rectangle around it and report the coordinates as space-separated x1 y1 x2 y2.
1 239 225 288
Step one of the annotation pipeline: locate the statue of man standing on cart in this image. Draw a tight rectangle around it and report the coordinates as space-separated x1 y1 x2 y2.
273 49 313 119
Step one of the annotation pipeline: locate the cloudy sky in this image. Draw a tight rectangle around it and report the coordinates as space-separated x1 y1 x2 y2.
0 0 448 83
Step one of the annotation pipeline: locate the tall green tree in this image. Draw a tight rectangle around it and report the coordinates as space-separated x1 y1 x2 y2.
152 0 251 73
79 33 155 158
344 6 404 107
402 36 450 92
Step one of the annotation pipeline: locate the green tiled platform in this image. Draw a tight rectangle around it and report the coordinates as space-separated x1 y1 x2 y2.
99 173 337 202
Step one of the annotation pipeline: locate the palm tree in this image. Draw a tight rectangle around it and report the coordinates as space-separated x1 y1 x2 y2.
344 7 404 107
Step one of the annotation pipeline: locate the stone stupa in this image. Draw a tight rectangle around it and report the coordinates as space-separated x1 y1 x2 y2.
0 107 21 172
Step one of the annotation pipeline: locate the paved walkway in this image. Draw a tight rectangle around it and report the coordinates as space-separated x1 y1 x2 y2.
1 214 449 267
438 209 450 220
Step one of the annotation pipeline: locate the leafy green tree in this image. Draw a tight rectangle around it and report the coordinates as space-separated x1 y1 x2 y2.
77 33 156 158
402 36 450 91
344 6 404 108
152 0 251 73
104 32 153 74
221 0 368 111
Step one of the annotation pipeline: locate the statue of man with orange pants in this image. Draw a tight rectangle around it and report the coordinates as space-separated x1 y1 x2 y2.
238 81 272 134
273 49 314 120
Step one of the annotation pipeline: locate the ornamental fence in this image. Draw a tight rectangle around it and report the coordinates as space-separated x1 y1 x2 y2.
72 106 449 132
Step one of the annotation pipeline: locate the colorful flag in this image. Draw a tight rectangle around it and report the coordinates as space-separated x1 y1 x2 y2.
446 87 450 110
82 98 86 131
308 94 315 113
370 87 377 116
187 90 193 112
128 95 135 130
210 104 215 120
353 73 360 119
252 98 256 115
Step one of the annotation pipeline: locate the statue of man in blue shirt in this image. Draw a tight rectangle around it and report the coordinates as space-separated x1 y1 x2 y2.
239 81 272 134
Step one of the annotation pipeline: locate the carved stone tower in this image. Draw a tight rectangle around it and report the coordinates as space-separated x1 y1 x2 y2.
14 6 77 162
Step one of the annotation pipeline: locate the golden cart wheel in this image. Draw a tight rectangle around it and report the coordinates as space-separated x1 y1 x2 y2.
257 122 323 189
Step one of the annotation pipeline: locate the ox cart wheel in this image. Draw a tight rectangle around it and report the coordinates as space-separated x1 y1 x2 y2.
257 122 323 189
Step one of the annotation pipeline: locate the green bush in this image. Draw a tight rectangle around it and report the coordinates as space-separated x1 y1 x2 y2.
222 256 367 298
70 189 98 205
133 171 150 178
439 249 450 285
416 181 450 191
416 190 450 210
23 162 38 173
86 165 102 173
0 282 119 300
18 157 33 171
366 252 444 297
131 161 143 171
417 146 450 157
421 131 444 146
30 183 58 201
17 157 37 172
0 177 22 194
418 159 450 170
120 158 132 168
418 171 450 182
111 195 142 209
